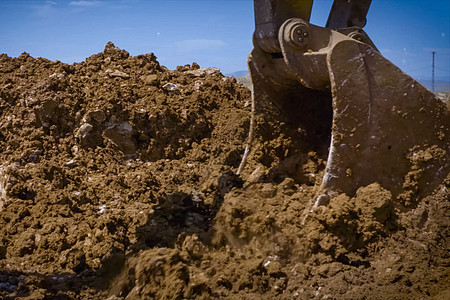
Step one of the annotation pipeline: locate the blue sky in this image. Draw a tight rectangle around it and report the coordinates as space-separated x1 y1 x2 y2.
1 0 449 86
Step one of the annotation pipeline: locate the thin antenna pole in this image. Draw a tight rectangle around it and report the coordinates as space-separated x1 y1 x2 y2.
432 51 436 92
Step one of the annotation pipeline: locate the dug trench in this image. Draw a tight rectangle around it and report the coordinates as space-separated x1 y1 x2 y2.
0 43 449 299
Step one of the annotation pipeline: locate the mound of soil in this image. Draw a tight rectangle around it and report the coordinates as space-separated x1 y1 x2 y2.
0 43 448 299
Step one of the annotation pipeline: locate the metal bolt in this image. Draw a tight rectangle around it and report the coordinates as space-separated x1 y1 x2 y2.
303 31 309 37
296 29 302 35
298 37 303 42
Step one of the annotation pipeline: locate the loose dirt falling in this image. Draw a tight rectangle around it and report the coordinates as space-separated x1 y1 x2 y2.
0 43 448 299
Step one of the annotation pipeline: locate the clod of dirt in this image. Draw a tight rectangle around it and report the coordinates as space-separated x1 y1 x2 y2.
306 183 395 258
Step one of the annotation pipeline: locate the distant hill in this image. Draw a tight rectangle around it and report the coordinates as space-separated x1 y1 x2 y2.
226 70 249 78
416 79 450 93
235 74 252 90
228 70 450 93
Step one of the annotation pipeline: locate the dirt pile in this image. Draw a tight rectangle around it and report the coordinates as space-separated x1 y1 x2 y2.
0 43 449 299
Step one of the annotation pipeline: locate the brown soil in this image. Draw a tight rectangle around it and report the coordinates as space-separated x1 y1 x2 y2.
0 42 448 299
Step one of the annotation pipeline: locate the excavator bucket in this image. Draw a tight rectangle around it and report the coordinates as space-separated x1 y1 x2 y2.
248 0 450 205
319 40 449 203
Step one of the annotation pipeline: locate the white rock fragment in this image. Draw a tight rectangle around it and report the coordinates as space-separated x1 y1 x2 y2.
98 205 107 214
106 69 130 79
49 73 65 80
0 164 9 212
193 81 203 91
117 122 133 134
185 67 221 77
162 83 179 93
65 159 76 166
78 123 93 138
71 145 79 156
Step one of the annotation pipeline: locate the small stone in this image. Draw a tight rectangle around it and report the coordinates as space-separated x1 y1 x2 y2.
107 69 130 79
327 262 344 277
141 74 159 85
88 110 106 123
193 81 203 91
162 83 179 93
103 122 136 154
78 123 93 138
2 83 12 89
49 73 65 80
265 260 282 275
278 177 295 190
0 165 9 211
247 166 265 183
261 185 277 198
65 159 76 166
116 122 133 133
185 67 221 77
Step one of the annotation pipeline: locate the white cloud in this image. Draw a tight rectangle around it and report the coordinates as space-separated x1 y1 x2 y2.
175 39 226 52
34 2 58 17
69 1 101 6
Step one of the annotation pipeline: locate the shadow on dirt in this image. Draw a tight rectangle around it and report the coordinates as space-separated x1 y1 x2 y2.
0 269 91 299
132 170 243 250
